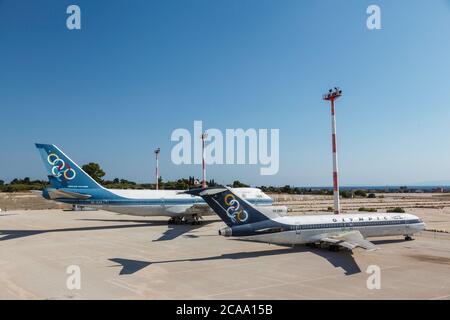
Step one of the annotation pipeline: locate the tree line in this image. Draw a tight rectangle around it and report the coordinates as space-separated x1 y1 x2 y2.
0 162 224 192
0 162 412 197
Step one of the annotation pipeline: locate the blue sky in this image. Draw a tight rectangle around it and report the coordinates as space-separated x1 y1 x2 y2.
1 0 450 186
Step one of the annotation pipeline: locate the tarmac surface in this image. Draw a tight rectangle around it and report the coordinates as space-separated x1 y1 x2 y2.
0 209 450 299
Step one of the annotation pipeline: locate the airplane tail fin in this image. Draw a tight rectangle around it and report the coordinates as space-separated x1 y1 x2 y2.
35 143 103 190
185 187 270 227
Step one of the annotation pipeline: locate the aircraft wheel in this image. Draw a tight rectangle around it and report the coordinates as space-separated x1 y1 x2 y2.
405 235 413 241
329 245 340 252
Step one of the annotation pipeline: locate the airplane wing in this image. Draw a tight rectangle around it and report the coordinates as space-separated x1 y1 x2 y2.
320 230 378 251
165 205 194 215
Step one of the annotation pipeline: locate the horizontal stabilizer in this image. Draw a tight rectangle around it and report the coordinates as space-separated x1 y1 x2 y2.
47 189 92 200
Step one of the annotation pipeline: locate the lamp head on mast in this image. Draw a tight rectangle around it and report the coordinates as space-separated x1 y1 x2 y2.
323 87 343 101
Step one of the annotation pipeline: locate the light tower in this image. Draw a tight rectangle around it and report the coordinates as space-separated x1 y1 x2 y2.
201 132 208 188
154 148 160 190
323 87 343 214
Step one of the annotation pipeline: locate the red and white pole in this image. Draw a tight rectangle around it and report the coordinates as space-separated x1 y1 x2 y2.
154 148 160 190
330 99 340 214
323 88 342 214
201 132 207 188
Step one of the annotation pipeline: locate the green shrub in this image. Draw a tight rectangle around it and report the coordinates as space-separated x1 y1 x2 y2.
358 207 377 212
354 189 367 197
340 190 352 199
232 180 250 188
387 207 405 213
368 193 376 198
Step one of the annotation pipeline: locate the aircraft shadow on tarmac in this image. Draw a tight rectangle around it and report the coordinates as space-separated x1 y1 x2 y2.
0 223 157 242
152 221 217 242
109 246 361 276
78 218 168 225
0 219 170 242
79 218 218 241
0 218 217 242
371 239 407 245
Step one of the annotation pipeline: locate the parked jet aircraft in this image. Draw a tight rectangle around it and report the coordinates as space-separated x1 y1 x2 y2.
185 187 426 250
35 144 272 224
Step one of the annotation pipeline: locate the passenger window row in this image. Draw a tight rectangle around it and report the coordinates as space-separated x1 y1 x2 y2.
297 219 420 230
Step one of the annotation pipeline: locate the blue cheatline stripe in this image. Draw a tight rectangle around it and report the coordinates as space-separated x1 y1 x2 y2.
59 198 273 206
295 219 422 231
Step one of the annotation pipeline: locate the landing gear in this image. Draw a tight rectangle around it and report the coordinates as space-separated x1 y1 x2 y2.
190 214 202 225
328 244 340 252
404 235 413 241
180 214 202 225
168 217 183 225
167 215 202 225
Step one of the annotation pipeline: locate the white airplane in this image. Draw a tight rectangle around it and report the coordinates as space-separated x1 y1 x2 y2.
186 187 426 250
35 143 272 224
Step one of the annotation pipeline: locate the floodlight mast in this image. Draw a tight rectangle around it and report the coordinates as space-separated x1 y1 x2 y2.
154 148 160 190
322 88 343 214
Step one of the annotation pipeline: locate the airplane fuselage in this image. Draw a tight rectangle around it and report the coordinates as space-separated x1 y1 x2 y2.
219 213 425 246
43 187 273 217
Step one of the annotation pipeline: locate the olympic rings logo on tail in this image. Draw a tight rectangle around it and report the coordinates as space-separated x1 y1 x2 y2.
224 194 248 223
47 153 76 181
